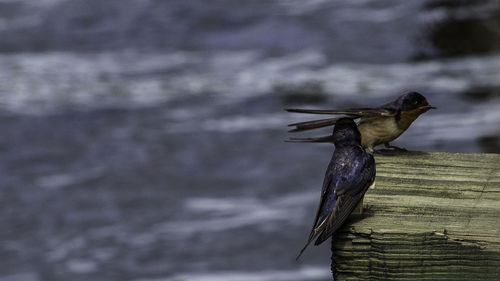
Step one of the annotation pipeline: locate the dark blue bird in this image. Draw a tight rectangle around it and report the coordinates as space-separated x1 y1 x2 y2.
296 118 375 259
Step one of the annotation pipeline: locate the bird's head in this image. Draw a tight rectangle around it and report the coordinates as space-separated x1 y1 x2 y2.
398 91 436 113
332 118 361 146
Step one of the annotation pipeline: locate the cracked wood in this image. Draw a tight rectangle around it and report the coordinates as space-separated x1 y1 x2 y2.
331 151 500 280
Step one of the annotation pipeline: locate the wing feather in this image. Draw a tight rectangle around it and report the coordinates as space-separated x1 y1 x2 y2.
314 192 363 244
286 108 396 132
286 107 395 117
315 153 375 244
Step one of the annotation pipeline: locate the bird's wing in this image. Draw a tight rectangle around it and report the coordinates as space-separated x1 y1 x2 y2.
314 151 375 245
335 151 375 195
286 108 396 132
313 191 363 245
286 107 396 116
296 148 375 260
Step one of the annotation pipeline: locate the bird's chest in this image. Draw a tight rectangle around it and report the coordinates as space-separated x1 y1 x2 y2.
398 109 425 130
358 116 404 145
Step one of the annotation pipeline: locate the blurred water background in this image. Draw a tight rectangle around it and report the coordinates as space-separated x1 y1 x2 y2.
0 0 499 280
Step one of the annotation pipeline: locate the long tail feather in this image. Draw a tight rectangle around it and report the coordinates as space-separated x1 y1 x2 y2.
315 194 362 245
296 219 328 260
288 118 339 132
296 240 313 260
286 135 334 143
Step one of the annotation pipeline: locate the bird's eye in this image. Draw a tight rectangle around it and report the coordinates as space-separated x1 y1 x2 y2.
414 100 419 105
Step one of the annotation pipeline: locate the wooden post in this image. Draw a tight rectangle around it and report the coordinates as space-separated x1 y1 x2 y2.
331 151 500 280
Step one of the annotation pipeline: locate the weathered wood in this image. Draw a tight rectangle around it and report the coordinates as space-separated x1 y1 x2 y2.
332 151 500 280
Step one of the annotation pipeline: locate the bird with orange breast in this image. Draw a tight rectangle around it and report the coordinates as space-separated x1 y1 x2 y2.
287 91 435 152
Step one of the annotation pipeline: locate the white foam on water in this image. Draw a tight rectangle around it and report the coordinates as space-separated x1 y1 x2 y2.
36 168 105 190
129 191 317 245
66 258 98 274
1 51 499 115
0 272 39 281
46 236 87 262
200 113 289 133
277 0 415 19
134 266 330 281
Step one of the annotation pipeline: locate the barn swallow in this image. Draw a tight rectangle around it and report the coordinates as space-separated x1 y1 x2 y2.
296 118 375 260
286 91 435 152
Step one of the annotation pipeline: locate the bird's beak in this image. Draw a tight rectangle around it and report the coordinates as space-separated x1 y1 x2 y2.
423 99 437 110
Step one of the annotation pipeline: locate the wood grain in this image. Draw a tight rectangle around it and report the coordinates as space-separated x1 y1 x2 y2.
331 151 500 280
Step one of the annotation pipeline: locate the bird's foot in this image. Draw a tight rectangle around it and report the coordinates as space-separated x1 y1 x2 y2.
384 143 407 151
374 144 407 154
373 149 395 155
